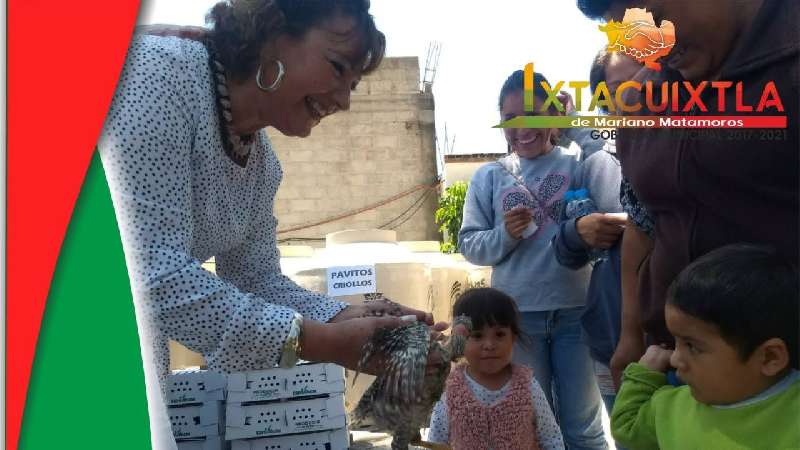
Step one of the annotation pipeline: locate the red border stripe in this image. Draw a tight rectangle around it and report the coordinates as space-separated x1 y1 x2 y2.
7 3 140 449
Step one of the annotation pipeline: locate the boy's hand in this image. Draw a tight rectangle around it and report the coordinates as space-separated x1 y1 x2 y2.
638 345 673 372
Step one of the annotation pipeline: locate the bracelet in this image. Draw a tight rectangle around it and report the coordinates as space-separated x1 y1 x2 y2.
279 312 304 368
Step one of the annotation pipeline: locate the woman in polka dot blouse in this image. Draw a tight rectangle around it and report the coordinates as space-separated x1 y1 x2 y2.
98 1 444 448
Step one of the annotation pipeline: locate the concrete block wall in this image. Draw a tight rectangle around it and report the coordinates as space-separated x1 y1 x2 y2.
268 57 440 245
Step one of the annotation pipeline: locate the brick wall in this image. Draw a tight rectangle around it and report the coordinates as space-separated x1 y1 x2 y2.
268 57 440 245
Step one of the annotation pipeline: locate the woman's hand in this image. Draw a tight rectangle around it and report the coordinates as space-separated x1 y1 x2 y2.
638 345 674 373
305 310 450 374
137 24 209 41
610 329 646 388
504 207 533 239
576 213 627 248
301 316 405 371
330 296 445 328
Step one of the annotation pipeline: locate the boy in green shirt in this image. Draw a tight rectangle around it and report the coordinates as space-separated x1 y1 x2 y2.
611 244 799 450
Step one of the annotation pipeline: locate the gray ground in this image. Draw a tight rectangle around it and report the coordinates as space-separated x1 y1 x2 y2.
350 431 427 449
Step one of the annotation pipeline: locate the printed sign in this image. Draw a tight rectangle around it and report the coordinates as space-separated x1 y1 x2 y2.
326 265 377 297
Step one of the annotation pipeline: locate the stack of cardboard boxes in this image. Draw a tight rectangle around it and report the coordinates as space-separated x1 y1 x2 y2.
168 364 350 449
226 363 349 449
167 369 228 450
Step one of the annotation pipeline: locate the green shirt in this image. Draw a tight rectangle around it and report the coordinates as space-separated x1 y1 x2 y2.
612 363 800 450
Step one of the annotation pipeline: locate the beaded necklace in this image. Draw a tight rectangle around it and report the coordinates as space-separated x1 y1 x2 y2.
204 38 254 167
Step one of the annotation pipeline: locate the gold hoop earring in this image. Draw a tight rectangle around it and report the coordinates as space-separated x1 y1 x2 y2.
256 59 285 92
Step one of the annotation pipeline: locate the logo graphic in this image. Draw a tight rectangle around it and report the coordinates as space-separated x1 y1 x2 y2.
292 386 317 396
599 8 675 71
175 394 197 403
256 426 281 435
494 7 786 131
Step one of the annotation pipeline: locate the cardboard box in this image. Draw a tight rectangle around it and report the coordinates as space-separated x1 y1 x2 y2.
230 428 349 450
167 369 227 406
176 436 228 450
225 394 346 440
227 364 345 403
170 401 225 439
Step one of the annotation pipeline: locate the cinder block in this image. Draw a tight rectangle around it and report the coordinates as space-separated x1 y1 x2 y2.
374 136 398 148
419 110 436 124
289 150 312 162
292 199 316 212
346 174 368 186
395 110 417 121
348 124 372 136
371 80 393 93
276 187 301 200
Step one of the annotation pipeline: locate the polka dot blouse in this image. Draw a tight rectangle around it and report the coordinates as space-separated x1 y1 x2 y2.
98 35 348 385
427 371 565 450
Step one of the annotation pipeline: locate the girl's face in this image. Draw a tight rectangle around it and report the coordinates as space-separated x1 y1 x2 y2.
464 324 516 377
500 90 557 159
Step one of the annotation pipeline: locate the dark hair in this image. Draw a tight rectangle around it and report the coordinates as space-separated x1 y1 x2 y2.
497 69 554 111
589 47 612 113
667 244 800 369
498 69 560 146
207 0 385 81
453 288 522 337
576 0 615 20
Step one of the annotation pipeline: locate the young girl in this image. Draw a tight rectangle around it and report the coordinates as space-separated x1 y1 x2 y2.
427 288 564 450
459 69 621 449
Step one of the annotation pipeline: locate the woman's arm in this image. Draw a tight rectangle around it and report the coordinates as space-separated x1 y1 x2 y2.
300 315 408 370
214 148 349 323
610 221 654 387
552 144 625 268
458 170 522 266
98 37 405 373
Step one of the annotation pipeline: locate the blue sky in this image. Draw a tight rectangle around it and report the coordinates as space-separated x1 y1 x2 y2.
140 0 604 154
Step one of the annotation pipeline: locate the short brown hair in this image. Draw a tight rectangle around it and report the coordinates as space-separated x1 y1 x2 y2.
207 0 385 81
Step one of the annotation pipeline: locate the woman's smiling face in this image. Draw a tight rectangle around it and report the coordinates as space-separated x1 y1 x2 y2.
260 14 367 137
500 90 557 159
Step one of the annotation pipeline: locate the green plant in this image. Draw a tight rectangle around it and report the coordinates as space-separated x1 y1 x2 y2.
434 181 468 253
